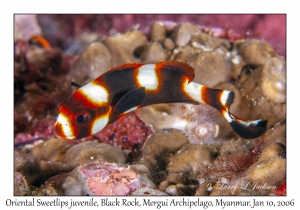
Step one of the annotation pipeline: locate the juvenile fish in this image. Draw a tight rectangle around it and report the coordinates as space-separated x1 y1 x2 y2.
54 61 267 140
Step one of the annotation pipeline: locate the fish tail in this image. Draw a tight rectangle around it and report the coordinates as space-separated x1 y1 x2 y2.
225 112 268 139
184 81 267 139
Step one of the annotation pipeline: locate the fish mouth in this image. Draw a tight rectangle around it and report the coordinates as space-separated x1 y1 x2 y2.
55 132 76 140
54 122 76 140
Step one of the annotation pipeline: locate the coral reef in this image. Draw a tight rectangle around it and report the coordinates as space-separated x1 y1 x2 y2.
70 42 112 85
14 38 74 135
103 31 148 66
14 139 125 186
233 57 286 128
14 15 286 196
43 162 140 195
14 15 41 41
196 120 286 196
38 162 156 196
14 118 56 145
92 112 153 156
14 171 30 196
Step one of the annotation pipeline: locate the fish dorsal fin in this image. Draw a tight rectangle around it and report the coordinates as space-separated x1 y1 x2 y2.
105 63 144 74
108 87 146 124
156 61 195 82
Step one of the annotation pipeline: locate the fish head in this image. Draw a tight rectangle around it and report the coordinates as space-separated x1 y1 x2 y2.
54 82 111 140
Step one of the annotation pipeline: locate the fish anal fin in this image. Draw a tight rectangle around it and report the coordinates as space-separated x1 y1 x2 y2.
108 87 146 124
156 61 195 82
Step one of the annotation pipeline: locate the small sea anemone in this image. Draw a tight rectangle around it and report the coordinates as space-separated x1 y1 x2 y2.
172 100 238 142
173 103 221 144
186 120 219 144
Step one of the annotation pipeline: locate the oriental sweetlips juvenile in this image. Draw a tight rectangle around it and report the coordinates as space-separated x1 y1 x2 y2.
54 61 267 140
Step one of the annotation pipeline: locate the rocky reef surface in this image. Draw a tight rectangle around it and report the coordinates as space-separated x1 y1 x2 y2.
14 15 286 196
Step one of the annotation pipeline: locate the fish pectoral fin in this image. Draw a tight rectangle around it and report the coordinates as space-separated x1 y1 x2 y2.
108 87 146 124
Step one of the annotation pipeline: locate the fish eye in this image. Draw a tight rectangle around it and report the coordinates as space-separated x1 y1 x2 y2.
77 115 85 123
73 110 90 126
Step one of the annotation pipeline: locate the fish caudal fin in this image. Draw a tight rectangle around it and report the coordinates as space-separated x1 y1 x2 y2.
207 89 267 139
228 113 268 139
184 82 267 139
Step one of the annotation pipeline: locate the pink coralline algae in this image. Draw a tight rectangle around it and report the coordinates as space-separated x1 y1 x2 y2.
86 165 140 195
14 37 75 137
92 112 153 154
45 162 140 195
14 118 56 146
